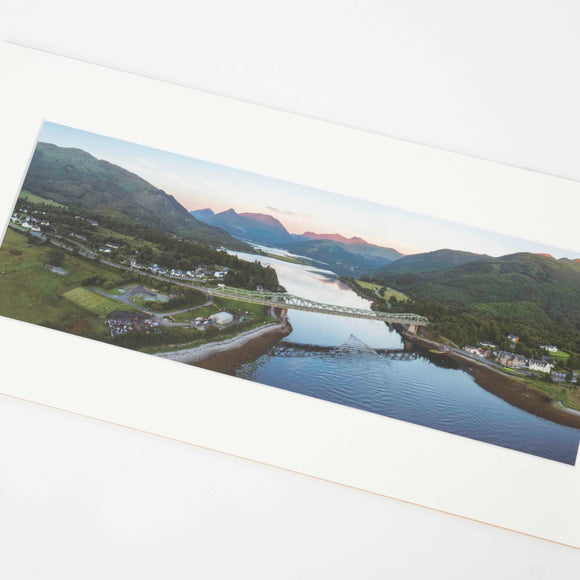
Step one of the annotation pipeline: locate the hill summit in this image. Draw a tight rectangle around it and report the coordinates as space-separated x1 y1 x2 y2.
24 143 248 249
301 232 370 245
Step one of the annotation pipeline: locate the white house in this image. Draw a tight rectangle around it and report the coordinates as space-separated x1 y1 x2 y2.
464 345 482 356
528 359 553 373
541 345 558 353
210 311 234 326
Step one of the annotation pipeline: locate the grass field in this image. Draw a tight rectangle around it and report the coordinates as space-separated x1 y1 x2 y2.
0 228 119 336
172 304 218 322
354 279 409 302
19 189 67 209
355 280 382 291
383 287 409 303
63 287 131 317
172 296 272 323
549 349 570 359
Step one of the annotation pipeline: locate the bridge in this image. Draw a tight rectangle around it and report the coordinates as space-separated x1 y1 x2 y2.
204 285 429 327
271 340 421 361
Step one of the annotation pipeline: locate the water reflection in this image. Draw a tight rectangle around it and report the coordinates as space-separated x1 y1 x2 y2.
229 248 580 464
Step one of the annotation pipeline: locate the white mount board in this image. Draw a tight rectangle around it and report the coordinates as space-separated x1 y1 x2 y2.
0 43 579 548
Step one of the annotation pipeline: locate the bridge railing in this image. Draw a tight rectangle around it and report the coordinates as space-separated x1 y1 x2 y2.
206 285 429 325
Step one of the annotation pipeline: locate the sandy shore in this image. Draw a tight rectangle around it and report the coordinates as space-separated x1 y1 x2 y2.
156 318 291 366
194 322 292 375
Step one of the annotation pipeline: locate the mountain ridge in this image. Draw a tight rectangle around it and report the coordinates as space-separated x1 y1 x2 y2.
191 207 294 246
301 231 371 245
374 248 489 274
24 143 249 249
373 251 580 331
192 206 405 275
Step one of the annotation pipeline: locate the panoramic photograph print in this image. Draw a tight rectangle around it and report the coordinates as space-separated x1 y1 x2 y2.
1 122 580 464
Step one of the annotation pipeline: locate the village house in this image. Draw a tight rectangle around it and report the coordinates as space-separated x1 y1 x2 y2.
149 264 168 275
496 351 526 368
507 334 519 344
464 345 481 355
99 246 112 253
479 341 497 349
463 345 492 359
541 345 558 353
528 359 553 373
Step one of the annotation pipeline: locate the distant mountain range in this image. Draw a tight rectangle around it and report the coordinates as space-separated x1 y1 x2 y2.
25 143 578 288
191 208 294 246
192 207 404 275
300 232 370 245
23 143 249 250
283 239 404 275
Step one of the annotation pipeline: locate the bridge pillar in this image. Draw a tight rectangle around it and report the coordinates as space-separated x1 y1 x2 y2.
407 324 418 335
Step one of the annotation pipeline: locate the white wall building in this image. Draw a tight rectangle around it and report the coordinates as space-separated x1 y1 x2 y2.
210 311 234 326
528 359 553 373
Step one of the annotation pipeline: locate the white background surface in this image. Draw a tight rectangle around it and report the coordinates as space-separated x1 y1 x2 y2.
1 1 579 577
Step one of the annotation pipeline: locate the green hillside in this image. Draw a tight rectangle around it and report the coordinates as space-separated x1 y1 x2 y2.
374 252 580 360
374 248 488 274
23 142 249 250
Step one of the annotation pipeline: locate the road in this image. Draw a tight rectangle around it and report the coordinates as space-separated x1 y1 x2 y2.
375 286 392 309
10 224 425 324
92 286 214 325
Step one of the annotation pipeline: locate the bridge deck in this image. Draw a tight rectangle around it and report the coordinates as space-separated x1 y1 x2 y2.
206 286 429 325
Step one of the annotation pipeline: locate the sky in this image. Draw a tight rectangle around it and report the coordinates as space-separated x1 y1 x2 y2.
37 122 579 259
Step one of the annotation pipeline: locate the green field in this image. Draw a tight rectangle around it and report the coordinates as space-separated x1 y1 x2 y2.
383 287 409 303
354 279 408 302
172 296 272 323
19 189 67 209
355 280 383 291
63 287 131 317
549 349 570 359
172 304 218 322
0 228 119 335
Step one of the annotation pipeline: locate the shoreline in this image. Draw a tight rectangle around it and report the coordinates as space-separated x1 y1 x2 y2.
403 330 580 430
155 309 291 368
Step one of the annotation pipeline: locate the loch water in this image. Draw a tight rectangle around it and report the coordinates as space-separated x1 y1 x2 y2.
228 248 580 465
